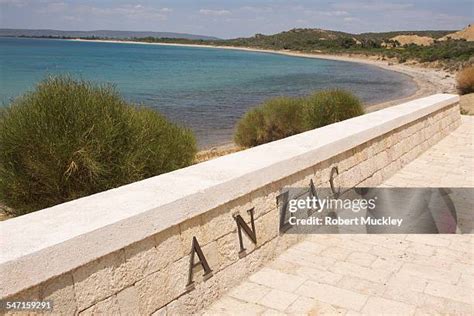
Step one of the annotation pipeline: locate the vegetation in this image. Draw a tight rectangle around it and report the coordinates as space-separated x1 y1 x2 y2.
460 93 474 115
0 77 196 215
304 89 364 129
388 40 474 63
358 30 454 40
456 65 474 95
234 97 304 147
234 90 363 147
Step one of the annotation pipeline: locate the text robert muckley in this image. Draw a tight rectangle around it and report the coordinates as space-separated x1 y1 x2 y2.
289 216 403 227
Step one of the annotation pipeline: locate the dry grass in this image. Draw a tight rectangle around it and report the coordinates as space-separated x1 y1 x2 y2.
390 35 434 46
457 65 474 95
195 144 242 163
460 93 474 115
440 24 474 42
0 203 13 221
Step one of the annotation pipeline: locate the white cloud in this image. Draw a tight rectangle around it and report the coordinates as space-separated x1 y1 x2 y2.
308 10 350 17
199 9 231 16
60 4 170 21
324 10 349 17
334 1 414 12
0 0 28 7
343 17 360 22
240 6 273 13
44 2 66 13
61 15 82 22
295 19 308 24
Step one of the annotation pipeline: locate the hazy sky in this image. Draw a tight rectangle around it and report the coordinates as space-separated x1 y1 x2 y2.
0 0 472 38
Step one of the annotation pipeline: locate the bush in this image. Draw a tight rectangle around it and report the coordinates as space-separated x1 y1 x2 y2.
234 97 304 147
234 107 265 148
0 77 196 215
234 90 364 148
457 65 474 95
303 89 364 129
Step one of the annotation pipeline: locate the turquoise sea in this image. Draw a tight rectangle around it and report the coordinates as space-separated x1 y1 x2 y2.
0 37 416 147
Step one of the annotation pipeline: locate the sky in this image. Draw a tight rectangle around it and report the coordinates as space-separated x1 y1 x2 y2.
0 0 473 39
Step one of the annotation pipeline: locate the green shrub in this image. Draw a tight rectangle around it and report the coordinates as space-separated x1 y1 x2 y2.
456 65 474 95
234 97 304 147
0 77 196 215
234 90 364 148
234 107 265 148
303 89 364 129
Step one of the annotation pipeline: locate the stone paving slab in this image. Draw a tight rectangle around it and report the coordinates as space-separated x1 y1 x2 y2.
204 116 474 315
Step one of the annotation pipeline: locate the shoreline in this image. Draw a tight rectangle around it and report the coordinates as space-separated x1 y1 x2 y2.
68 38 456 108
69 39 457 156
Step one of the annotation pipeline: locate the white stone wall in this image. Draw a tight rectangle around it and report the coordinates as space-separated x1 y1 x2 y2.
0 95 461 315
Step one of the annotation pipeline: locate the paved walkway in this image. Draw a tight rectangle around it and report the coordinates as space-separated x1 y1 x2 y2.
204 116 473 315
383 116 473 188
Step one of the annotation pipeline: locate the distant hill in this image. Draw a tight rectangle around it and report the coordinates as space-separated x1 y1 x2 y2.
0 29 219 40
130 26 473 70
212 28 461 51
222 28 361 51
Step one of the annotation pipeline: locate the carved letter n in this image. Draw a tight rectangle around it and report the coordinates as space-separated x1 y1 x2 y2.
234 208 257 255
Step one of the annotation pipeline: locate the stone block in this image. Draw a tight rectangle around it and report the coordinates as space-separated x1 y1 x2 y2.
40 273 77 315
122 236 163 282
329 261 392 284
79 295 120 315
399 263 460 284
338 275 387 296
117 286 140 316
201 197 250 242
154 225 185 268
179 215 211 250
227 281 271 304
258 289 298 311
250 187 280 218
201 241 220 272
346 252 377 267
249 268 305 292
294 280 368 311
134 270 169 315
72 250 126 311
361 297 416 315
255 209 279 246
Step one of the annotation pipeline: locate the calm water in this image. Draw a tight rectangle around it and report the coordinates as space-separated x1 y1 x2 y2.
0 37 416 147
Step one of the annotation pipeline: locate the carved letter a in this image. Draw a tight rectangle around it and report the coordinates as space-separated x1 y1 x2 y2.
187 237 212 288
234 208 257 254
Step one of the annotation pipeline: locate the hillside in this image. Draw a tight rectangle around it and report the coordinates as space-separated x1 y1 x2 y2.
439 24 474 41
0 28 219 40
359 30 453 40
389 35 434 46
224 28 357 50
